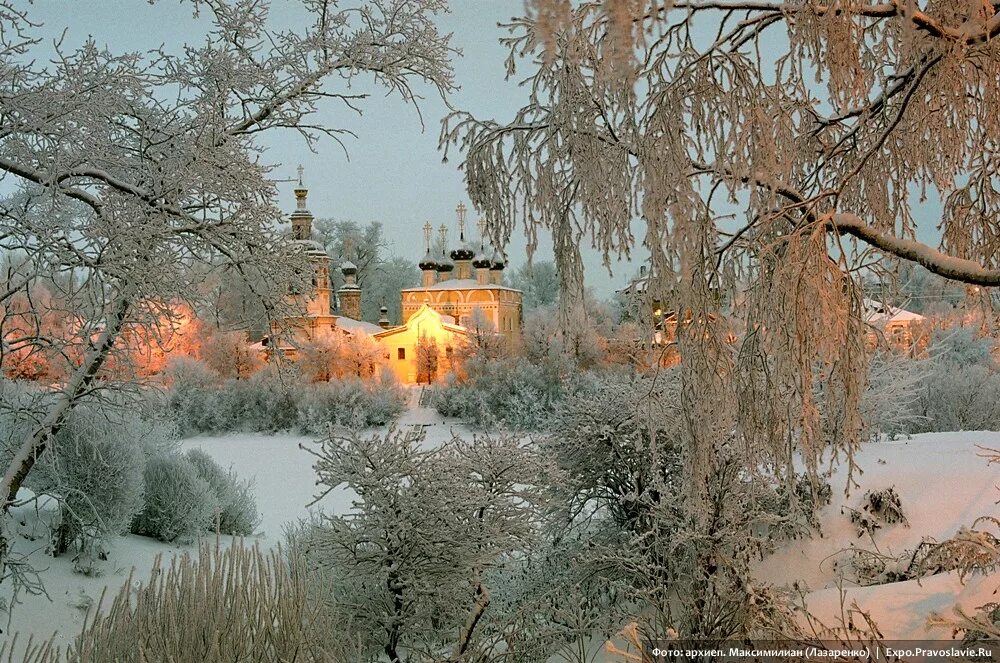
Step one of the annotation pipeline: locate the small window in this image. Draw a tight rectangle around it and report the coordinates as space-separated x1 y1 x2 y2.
397 348 406 360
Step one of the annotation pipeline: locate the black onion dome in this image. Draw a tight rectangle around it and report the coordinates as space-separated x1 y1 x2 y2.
490 250 506 270
450 240 475 261
472 247 491 269
418 250 438 271
437 253 454 272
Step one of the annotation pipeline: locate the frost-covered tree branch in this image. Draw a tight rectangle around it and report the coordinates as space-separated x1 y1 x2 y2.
0 0 455 584
441 0 1000 513
829 214 1000 286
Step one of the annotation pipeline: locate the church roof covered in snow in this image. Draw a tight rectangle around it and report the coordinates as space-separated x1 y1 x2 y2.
335 316 384 336
401 278 521 292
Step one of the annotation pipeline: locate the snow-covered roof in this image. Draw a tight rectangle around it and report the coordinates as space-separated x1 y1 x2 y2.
335 316 384 336
294 239 326 254
619 275 650 295
863 298 925 325
401 279 521 292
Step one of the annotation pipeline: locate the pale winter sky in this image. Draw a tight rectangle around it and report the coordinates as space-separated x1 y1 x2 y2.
24 0 643 297
22 1 946 297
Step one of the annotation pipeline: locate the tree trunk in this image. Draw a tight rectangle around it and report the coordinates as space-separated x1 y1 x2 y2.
0 294 131 575
450 579 490 662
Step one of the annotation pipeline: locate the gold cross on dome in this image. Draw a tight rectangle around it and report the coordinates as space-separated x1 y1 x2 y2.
456 202 467 239
423 222 433 253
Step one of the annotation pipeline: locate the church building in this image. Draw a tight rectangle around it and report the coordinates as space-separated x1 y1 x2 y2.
402 203 522 344
268 169 383 357
271 172 521 384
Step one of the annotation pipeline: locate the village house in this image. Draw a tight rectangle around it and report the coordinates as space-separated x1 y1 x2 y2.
863 298 928 356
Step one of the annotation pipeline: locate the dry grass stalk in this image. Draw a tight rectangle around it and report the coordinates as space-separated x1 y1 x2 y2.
4 542 345 663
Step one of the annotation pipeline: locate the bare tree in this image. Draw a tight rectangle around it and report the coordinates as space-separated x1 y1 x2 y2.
0 0 455 580
442 0 1000 506
508 260 561 311
416 334 440 384
296 428 549 663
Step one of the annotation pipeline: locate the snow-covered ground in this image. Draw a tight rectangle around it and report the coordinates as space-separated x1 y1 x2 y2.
1 393 995 651
0 387 473 651
756 431 1000 639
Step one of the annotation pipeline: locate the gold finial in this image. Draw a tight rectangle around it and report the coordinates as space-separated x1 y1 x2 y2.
297 164 304 186
423 221 433 253
477 217 486 242
343 237 354 260
456 202 467 240
439 223 448 254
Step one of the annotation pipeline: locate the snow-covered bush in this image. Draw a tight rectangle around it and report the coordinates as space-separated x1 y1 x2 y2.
199 327 265 380
25 408 156 574
842 516 999 588
131 454 217 543
214 369 301 433
295 374 406 433
543 368 682 531
861 350 933 439
838 547 914 586
162 357 222 435
292 428 548 661
298 332 387 382
539 368 812 641
431 356 567 429
914 364 1000 432
844 487 908 537
163 364 405 436
914 522 1000 580
522 298 614 370
358 370 408 425
163 360 299 434
929 326 995 367
482 524 629 660
184 449 259 537
6 396 176 575
906 327 1000 433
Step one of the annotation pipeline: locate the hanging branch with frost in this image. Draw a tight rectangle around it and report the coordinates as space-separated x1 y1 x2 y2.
441 0 1000 505
0 0 455 582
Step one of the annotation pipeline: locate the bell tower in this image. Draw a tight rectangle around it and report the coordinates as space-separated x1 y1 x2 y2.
337 238 362 320
289 166 331 318
291 165 313 241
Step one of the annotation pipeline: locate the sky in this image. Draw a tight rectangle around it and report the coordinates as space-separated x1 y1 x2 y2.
18 1 950 300
22 0 641 297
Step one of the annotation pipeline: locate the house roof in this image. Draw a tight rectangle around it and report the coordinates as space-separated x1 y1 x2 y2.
863 298 925 325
